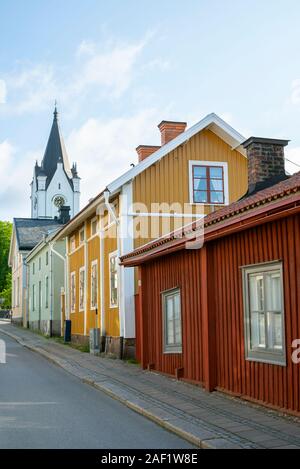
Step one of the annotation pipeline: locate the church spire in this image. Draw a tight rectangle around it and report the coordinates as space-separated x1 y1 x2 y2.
53 101 58 121
40 105 72 186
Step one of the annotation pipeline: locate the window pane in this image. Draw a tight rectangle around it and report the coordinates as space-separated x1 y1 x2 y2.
249 275 264 312
210 179 223 191
193 166 206 178
194 191 207 203
210 191 224 203
193 178 207 190
268 312 283 350
265 272 281 311
250 312 266 349
209 167 223 179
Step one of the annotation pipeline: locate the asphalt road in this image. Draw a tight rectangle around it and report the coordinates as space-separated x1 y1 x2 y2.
0 331 193 449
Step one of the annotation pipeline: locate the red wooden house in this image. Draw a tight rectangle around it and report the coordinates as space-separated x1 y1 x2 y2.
121 137 300 416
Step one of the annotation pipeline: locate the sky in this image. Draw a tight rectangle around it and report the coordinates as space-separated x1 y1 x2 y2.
1 0 300 221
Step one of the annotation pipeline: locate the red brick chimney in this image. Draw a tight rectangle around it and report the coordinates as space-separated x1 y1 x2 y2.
242 137 289 194
136 145 161 163
158 121 187 146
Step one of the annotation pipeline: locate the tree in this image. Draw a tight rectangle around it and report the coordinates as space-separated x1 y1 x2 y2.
0 272 12 309
0 221 12 308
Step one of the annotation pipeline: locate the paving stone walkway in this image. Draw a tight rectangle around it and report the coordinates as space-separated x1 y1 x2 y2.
1 322 300 449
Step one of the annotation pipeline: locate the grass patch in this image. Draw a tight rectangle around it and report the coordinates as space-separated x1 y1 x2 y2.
51 336 90 353
125 358 139 365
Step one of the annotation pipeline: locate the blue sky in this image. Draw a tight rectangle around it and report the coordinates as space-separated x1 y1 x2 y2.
1 0 300 220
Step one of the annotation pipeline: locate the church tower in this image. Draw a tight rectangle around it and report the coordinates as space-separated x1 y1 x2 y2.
30 106 80 219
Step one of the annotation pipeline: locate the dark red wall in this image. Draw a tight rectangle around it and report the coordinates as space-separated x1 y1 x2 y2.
139 213 300 414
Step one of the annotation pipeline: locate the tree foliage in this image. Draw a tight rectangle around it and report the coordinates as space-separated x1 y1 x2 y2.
0 221 12 308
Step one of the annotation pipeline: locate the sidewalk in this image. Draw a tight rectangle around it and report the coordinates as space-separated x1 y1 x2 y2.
1 323 300 449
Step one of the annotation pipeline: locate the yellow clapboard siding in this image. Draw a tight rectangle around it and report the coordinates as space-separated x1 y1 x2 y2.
132 129 248 248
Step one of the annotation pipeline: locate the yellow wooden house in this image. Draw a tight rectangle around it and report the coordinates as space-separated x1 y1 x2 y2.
54 113 248 358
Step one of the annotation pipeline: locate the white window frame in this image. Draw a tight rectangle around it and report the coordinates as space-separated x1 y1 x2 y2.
242 261 286 366
90 259 98 310
79 266 85 312
17 277 20 307
70 235 76 252
109 250 119 309
162 287 182 354
189 160 229 206
91 217 98 237
70 271 76 313
32 284 35 311
79 227 85 245
46 251 49 266
45 275 49 309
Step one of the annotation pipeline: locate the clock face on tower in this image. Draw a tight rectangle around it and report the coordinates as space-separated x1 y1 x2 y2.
53 195 65 208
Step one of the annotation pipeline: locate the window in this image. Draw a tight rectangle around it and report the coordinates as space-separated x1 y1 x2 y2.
39 257 41 270
46 251 49 266
109 251 118 308
242 261 286 366
91 217 98 236
91 260 98 309
79 227 85 244
32 262 35 275
45 276 49 308
17 277 20 307
79 267 85 311
70 272 76 313
32 284 35 311
189 161 228 205
162 288 182 353
70 235 76 252
13 280 16 307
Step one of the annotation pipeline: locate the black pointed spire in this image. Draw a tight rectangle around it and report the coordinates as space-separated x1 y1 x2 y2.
40 107 72 188
53 102 58 121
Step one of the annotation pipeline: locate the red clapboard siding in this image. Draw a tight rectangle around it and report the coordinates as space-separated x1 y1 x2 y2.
212 215 300 412
141 250 205 383
138 212 300 414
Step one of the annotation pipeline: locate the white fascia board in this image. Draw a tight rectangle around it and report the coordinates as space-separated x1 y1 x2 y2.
107 113 246 196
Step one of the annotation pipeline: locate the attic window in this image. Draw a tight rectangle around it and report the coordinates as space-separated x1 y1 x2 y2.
58 183 61 190
189 161 229 205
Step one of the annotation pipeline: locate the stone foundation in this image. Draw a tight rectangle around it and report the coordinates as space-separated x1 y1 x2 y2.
71 334 89 346
12 317 24 327
29 320 61 337
104 336 136 360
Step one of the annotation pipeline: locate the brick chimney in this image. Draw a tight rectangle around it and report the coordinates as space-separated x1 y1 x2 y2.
136 145 161 163
242 137 289 194
158 121 187 146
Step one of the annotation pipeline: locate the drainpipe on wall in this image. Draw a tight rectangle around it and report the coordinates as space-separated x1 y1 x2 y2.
95 206 105 342
103 189 123 357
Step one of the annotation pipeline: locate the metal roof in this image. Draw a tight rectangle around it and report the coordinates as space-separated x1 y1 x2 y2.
13 218 63 251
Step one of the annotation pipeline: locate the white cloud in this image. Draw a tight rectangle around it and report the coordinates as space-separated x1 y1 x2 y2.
0 79 7 104
2 36 150 115
0 140 40 219
67 108 163 208
71 40 146 99
290 79 300 105
285 146 300 174
76 40 96 57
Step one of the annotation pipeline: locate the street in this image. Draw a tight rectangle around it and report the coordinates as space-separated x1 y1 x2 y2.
0 331 193 449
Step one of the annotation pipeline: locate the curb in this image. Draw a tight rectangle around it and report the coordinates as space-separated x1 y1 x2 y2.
1 327 227 449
